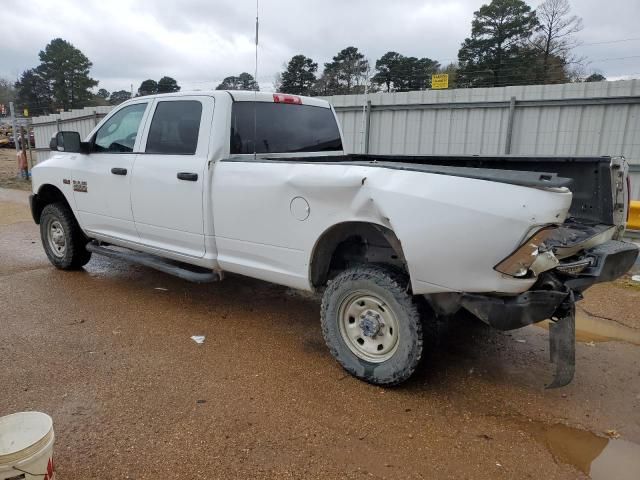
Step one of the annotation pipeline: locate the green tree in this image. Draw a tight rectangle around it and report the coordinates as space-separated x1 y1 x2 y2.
280 55 318 95
0 78 16 109
38 38 98 109
372 51 403 92
109 90 132 105
15 69 54 115
373 52 440 92
437 63 459 89
96 88 110 99
322 47 369 95
396 57 440 91
584 72 606 82
157 76 181 93
457 0 538 87
138 79 158 96
311 70 336 96
531 0 583 84
215 72 259 91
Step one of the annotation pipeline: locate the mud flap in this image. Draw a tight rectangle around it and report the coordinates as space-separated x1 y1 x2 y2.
546 291 576 389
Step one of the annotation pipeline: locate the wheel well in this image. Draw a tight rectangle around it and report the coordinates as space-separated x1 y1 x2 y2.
33 184 70 224
310 222 407 288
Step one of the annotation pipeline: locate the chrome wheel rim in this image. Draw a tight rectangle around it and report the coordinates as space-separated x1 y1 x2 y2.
338 291 400 363
47 220 66 258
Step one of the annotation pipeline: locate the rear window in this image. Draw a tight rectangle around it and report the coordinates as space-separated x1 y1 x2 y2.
231 102 342 154
146 101 202 155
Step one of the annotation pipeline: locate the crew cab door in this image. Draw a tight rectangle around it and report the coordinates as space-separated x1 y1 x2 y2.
130 96 213 258
73 101 150 242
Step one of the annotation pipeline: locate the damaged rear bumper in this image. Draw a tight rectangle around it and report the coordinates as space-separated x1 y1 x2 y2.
459 239 638 388
462 239 638 331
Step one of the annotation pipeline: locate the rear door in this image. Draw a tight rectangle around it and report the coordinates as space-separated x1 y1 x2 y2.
130 96 213 258
73 101 150 242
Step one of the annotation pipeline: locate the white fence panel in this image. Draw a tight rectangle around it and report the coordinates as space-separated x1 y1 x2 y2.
31 106 112 164
321 79 640 199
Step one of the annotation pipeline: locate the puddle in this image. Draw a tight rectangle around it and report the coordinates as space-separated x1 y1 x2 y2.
537 310 640 346
523 421 640 479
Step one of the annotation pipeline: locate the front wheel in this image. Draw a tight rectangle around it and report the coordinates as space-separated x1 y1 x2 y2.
320 265 426 386
40 202 92 269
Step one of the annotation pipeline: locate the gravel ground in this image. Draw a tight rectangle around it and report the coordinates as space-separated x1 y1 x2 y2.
1 188 639 479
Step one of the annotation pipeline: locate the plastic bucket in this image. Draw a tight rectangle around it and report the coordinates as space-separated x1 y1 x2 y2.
0 412 55 480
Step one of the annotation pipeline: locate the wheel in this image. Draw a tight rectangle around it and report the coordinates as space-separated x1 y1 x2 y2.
40 202 92 269
321 264 426 386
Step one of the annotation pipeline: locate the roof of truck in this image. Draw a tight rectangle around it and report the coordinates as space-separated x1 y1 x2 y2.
146 90 332 108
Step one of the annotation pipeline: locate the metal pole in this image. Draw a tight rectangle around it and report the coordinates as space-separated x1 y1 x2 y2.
26 125 34 169
504 96 516 154
9 102 18 153
364 100 372 154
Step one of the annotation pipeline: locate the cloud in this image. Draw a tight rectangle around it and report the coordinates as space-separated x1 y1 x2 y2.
1 0 639 93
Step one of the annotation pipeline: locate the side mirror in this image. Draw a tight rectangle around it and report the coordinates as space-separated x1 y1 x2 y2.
50 131 87 153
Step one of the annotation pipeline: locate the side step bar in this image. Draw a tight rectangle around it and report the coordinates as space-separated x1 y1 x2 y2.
86 242 221 283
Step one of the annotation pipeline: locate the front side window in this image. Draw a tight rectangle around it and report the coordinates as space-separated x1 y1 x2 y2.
93 103 147 153
231 102 343 154
146 101 203 155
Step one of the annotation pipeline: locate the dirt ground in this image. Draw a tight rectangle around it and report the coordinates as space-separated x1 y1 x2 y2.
0 148 33 191
1 188 639 479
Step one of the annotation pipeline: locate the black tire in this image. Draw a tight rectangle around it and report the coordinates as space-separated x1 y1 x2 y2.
40 202 92 270
321 264 427 386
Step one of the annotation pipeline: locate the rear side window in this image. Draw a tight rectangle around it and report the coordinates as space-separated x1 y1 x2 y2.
231 102 342 154
146 101 202 155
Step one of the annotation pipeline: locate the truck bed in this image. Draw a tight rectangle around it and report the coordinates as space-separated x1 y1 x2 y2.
262 154 617 226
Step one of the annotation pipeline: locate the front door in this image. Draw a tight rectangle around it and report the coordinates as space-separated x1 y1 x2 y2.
130 96 213 258
73 101 150 242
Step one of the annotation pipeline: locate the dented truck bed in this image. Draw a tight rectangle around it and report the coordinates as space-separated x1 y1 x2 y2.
265 153 638 387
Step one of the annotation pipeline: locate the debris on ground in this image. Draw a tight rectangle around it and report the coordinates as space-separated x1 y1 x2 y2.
190 335 205 344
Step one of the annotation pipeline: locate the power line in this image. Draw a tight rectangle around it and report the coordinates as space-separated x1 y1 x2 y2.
579 37 640 47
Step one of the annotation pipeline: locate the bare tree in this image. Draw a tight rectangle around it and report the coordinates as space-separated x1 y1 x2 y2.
532 0 584 83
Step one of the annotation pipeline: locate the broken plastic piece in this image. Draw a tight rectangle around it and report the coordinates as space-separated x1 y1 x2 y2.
547 292 576 389
191 335 205 344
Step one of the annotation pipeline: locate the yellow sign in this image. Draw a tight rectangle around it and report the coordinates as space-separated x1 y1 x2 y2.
431 74 449 90
23 108 29 117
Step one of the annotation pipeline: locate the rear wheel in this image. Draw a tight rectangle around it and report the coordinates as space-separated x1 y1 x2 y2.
40 202 91 269
321 265 427 386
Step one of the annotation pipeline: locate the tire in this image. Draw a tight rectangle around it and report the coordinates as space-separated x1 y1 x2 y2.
321 264 427 386
40 202 92 270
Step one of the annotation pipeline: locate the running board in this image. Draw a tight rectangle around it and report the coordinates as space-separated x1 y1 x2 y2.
86 242 221 283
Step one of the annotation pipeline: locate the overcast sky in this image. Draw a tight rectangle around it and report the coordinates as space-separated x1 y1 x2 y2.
2 0 639 93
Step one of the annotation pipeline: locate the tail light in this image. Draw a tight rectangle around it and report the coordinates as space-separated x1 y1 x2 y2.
273 93 302 104
495 227 557 277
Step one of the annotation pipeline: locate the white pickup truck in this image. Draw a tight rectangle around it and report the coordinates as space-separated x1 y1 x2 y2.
30 91 638 387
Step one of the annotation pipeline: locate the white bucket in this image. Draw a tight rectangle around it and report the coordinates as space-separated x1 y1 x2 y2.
0 412 55 480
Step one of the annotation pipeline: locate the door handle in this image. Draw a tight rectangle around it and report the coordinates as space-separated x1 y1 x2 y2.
177 172 198 181
111 167 127 175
